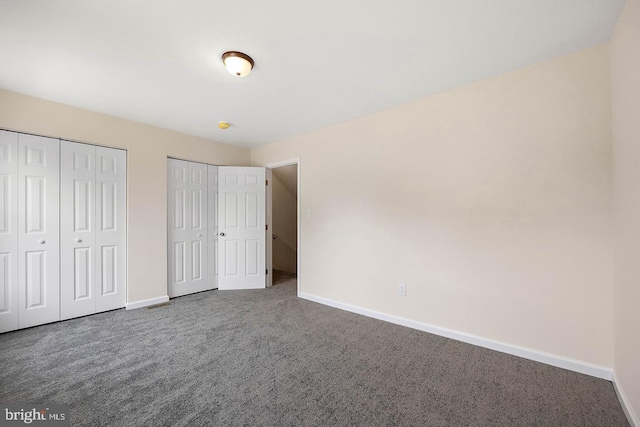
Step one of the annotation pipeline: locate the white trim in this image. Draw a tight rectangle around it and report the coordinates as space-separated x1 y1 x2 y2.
125 295 169 310
265 168 273 288
266 158 299 169
265 157 301 298
299 291 613 381
613 373 639 427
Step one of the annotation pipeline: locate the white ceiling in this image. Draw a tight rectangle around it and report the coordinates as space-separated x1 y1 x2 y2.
0 1 625 148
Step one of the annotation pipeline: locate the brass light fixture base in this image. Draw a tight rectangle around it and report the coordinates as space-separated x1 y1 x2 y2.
222 51 255 77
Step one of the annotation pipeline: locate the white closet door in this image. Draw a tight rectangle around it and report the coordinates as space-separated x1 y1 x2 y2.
0 131 19 332
95 146 126 312
168 159 211 297
18 133 59 329
207 165 218 290
187 162 208 293
60 141 96 320
168 159 190 297
218 166 266 290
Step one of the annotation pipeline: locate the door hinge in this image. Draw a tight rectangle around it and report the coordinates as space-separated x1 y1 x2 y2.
266 224 268 231
266 269 268 274
266 179 268 186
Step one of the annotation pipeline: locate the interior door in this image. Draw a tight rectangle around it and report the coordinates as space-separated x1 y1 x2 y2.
0 131 18 332
60 141 96 320
187 161 208 294
168 159 210 297
168 159 190 297
207 165 218 289
95 146 127 312
218 166 266 290
18 133 59 328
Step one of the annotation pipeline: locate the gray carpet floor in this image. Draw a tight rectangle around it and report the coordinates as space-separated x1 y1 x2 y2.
0 274 629 426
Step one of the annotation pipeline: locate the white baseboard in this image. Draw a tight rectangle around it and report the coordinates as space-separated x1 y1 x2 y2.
613 373 639 427
299 292 613 381
125 295 170 310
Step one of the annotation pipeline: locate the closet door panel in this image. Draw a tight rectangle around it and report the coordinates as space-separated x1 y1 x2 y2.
95 146 126 313
0 131 18 332
207 165 218 290
18 134 59 328
187 162 209 293
168 159 215 298
168 159 190 297
60 141 96 320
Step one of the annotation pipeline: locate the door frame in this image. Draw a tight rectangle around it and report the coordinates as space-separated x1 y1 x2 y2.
265 157 301 297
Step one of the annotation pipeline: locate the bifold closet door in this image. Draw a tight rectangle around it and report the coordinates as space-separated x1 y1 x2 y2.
207 165 219 290
60 141 95 319
0 131 18 333
18 134 60 329
94 147 126 313
168 159 209 297
60 141 126 320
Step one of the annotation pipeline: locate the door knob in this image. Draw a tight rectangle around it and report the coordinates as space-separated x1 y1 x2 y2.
75 238 82 242
219 232 225 237
197 234 203 237
38 239 45 244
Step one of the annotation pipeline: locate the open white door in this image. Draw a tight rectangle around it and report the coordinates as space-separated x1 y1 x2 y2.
218 166 266 290
266 168 273 288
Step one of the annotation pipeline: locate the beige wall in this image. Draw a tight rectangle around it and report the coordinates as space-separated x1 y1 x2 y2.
272 172 297 273
611 0 640 423
0 88 250 303
252 45 613 367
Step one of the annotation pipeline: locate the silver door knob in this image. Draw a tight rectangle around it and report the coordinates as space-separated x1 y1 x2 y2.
75 238 82 242
197 234 203 237
38 239 45 244
219 232 225 237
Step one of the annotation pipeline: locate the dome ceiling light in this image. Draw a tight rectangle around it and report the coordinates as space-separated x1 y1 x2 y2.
222 51 254 77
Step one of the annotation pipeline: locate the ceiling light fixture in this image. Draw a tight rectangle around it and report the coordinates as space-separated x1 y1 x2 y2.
222 51 254 77
218 121 230 130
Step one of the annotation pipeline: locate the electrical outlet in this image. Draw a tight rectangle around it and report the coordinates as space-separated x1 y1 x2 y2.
399 283 406 296
306 209 312 218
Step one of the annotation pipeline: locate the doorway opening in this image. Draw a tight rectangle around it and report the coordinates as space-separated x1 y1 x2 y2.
267 160 299 293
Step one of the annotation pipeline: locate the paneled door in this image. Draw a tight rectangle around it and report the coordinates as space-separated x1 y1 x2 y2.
18 133 60 329
167 159 210 297
60 141 127 320
95 147 127 313
207 165 219 290
0 131 18 332
218 166 266 290
60 141 96 319
168 159 189 297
